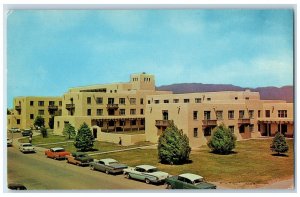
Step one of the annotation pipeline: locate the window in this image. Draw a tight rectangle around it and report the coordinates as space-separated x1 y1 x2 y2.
163 111 168 120
30 114 34 120
258 110 261 118
207 98 211 101
38 101 44 106
148 100 151 104
194 128 198 137
164 100 169 103
265 110 270 118
229 126 234 133
119 98 125 105
245 97 249 100
154 100 160 104
203 127 211 136
17 119 20 124
108 98 114 104
216 111 223 120
235 97 238 100
140 109 144 115
96 97 103 104
38 110 44 115
119 109 125 115
141 119 145 125
278 110 287 118
239 110 245 119
131 120 136 125
249 110 254 119
97 109 103 116
193 111 198 120
30 101 34 106
49 101 55 106
130 109 136 115
195 98 201 103
173 99 179 103
140 98 144 105
228 110 234 119
184 99 190 103
57 121 60 128
87 109 91 116
204 111 211 120
130 98 136 105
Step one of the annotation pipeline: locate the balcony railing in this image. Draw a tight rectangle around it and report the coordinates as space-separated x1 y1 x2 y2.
15 106 21 111
238 118 251 124
202 119 217 126
66 104 75 110
48 105 58 111
107 104 119 109
155 120 173 127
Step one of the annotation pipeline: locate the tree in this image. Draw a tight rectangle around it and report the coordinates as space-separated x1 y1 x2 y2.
207 124 237 154
7 109 11 115
270 132 289 155
48 116 54 129
34 116 45 129
40 127 48 138
158 122 191 164
63 123 76 139
74 122 94 151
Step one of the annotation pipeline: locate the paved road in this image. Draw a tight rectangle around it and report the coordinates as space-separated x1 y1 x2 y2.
7 146 165 190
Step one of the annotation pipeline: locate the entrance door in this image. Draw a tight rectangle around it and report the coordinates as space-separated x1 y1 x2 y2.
93 128 97 139
281 124 288 136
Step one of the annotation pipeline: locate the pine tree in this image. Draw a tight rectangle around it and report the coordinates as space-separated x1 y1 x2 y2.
207 123 237 154
270 132 289 155
158 122 191 164
63 123 76 139
74 123 94 151
40 127 48 138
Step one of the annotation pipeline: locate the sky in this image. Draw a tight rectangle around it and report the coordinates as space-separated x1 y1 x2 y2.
6 9 294 108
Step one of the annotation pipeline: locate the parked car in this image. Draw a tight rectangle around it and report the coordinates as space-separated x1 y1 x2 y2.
22 129 33 137
19 143 35 153
7 138 13 147
123 165 169 184
165 173 217 189
8 183 27 190
10 128 21 133
90 158 128 174
45 147 70 160
66 152 94 166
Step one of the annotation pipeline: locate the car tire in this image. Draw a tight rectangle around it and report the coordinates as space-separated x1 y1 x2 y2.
124 173 130 179
105 170 109 174
145 178 150 184
165 183 172 189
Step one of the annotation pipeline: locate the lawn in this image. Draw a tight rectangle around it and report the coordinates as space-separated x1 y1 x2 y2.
92 138 294 185
18 132 68 144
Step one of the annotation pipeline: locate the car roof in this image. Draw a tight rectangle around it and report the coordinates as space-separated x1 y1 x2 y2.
20 143 32 145
136 165 156 170
179 173 203 181
100 158 117 163
51 147 65 151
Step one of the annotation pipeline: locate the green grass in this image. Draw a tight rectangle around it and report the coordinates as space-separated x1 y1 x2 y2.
104 130 145 135
92 138 294 185
18 132 68 144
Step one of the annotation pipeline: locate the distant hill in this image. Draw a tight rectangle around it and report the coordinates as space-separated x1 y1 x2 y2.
156 83 294 103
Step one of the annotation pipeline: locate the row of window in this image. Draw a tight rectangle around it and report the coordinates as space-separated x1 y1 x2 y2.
152 97 207 104
193 110 255 120
193 124 254 137
86 97 143 105
86 109 144 116
132 77 151 82
29 101 62 107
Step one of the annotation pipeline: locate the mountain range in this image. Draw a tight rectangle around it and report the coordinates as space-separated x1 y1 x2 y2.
156 83 294 103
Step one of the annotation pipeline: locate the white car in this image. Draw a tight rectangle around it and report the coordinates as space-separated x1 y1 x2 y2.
123 165 169 184
19 143 35 153
10 128 21 133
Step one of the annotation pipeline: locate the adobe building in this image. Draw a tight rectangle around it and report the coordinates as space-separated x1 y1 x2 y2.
145 90 294 148
7 97 62 130
53 73 171 145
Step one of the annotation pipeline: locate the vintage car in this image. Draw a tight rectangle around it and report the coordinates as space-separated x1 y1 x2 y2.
123 165 169 184
7 138 13 147
19 143 35 153
90 158 128 174
165 173 217 189
66 152 94 166
45 147 70 160
21 129 33 137
8 183 27 190
10 128 21 133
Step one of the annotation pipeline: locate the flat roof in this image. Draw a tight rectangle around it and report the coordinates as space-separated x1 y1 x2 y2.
136 165 156 170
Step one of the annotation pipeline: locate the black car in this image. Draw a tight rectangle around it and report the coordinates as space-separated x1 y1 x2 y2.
8 183 27 190
22 129 33 137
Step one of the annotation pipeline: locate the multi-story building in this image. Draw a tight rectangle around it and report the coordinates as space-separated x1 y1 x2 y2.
7 97 62 130
53 73 171 144
145 90 294 148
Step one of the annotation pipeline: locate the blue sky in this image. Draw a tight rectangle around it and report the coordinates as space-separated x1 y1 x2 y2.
7 9 294 108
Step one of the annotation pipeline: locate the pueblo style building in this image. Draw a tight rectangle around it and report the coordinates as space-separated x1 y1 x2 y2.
7 73 294 148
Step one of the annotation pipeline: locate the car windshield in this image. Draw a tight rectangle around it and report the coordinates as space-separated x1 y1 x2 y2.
23 144 32 147
147 168 158 173
193 178 203 184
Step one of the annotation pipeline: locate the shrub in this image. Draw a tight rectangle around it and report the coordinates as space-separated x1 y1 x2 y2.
48 116 54 129
34 116 45 129
158 122 191 164
74 122 94 151
207 124 236 154
63 123 76 139
40 127 48 138
270 132 289 155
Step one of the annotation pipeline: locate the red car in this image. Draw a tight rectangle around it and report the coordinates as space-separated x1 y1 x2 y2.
45 147 70 160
